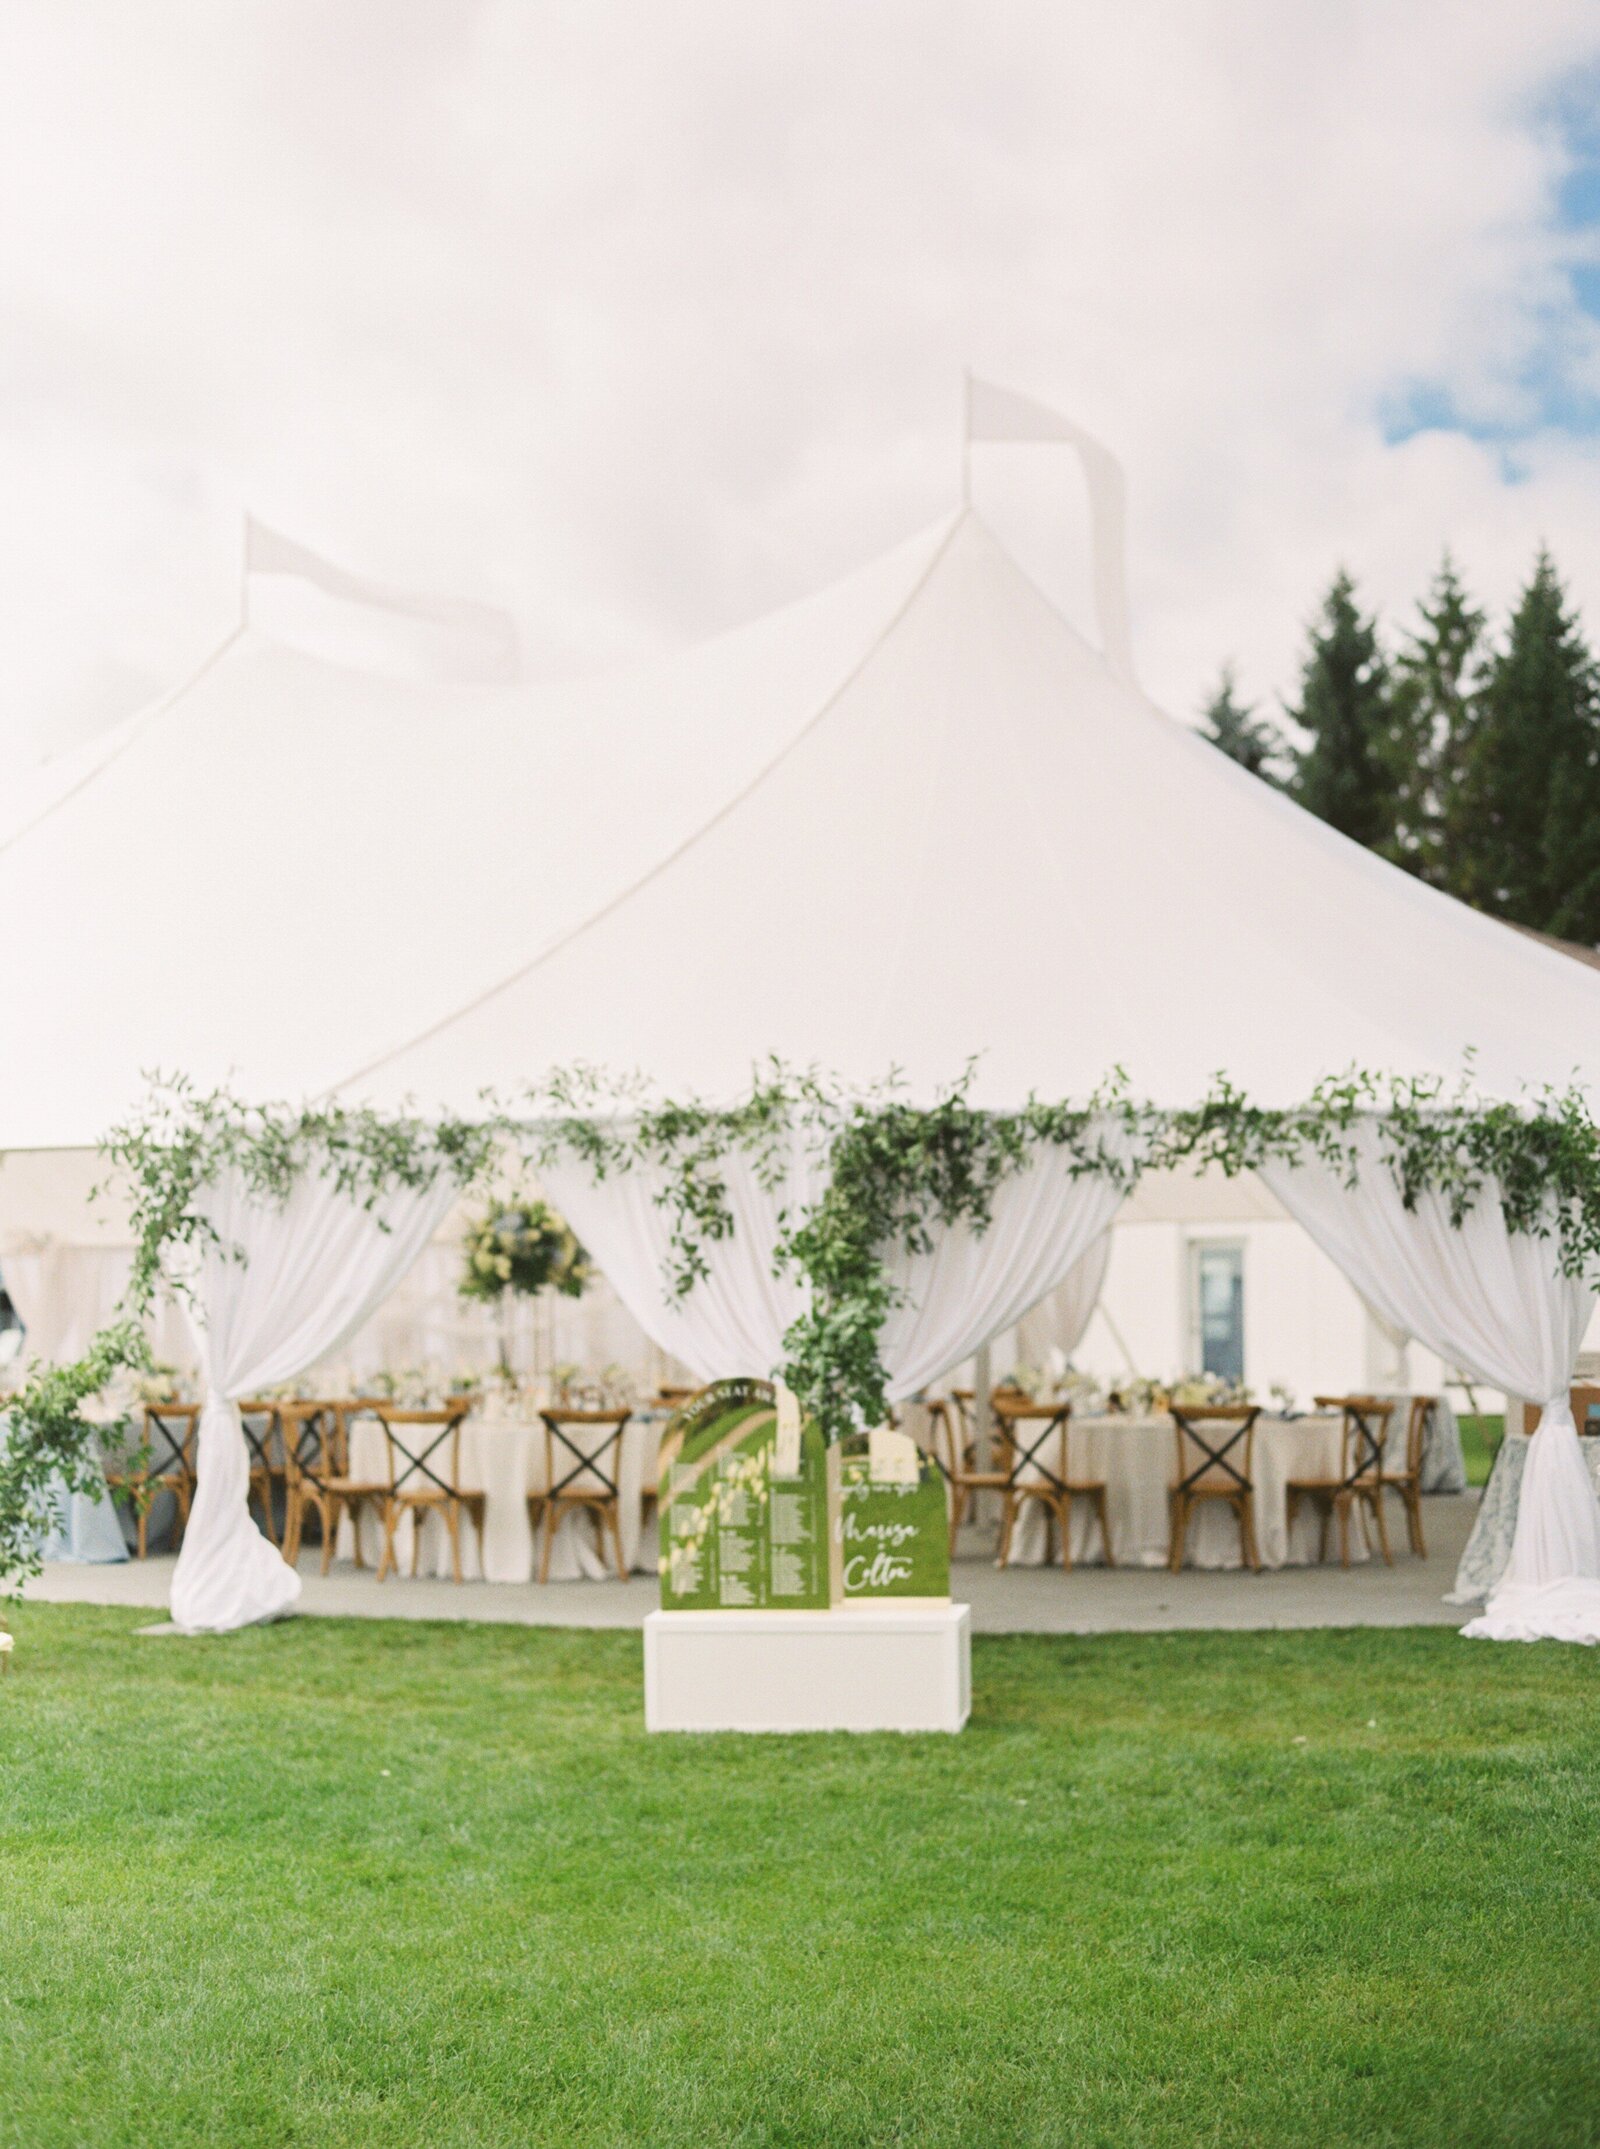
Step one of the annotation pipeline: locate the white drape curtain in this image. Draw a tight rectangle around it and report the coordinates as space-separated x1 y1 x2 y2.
537 1135 830 1383
325 1240 672 1392
1 1241 130 1365
1259 1123 1600 1644
541 1132 1128 1402
1000 1226 1112 1372
879 1154 1125 1398
169 1166 458 1633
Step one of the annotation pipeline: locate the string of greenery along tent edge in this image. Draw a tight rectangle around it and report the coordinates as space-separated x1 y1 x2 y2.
4 1058 1599 1592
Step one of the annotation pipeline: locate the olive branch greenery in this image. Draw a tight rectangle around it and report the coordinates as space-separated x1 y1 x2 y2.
3 1056 1599 1590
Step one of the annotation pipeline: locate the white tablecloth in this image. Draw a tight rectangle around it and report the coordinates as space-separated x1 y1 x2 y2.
1450 1432 1600 1604
333 1410 661 1583
0 1415 129 1564
1003 1411 1380 1569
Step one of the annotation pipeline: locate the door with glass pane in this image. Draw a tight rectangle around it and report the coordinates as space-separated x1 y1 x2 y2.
1191 1241 1244 1384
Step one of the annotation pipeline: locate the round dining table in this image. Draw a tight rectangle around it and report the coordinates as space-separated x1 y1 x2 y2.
1004 1411 1369 1569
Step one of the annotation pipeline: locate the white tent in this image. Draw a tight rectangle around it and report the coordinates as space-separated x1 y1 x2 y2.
7 502 1600 1147
350 507 1600 1113
8 447 1600 1645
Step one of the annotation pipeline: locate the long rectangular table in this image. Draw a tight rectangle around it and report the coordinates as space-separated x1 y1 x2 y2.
333 1408 663 1583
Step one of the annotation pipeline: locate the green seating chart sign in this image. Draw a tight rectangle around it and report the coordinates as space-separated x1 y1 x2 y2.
658 1379 840 1611
838 1434 951 1602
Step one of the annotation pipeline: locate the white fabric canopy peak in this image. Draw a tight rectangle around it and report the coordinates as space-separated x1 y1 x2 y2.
0 518 950 1148
5 499 1599 1144
353 511 1600 1116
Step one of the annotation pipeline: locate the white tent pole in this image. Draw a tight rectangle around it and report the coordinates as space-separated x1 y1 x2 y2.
973 1338 993 1463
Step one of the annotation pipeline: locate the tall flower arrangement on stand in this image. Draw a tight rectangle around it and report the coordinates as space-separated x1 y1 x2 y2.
457 1195 591 1382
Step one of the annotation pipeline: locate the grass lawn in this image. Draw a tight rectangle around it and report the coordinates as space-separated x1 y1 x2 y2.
2 1608 1599 2148
1457 1413 1505 1488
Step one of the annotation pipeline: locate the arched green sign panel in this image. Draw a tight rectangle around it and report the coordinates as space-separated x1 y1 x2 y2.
658 1381 951 1611
658 1379 840 1611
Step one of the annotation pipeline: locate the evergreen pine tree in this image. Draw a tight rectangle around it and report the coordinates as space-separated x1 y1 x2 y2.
1389 553 1485 887
1285 571 1398 851
1454 551 1600 942
1198 665 1283 780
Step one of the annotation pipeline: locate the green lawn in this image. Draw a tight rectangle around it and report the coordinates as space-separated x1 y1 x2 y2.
2 1608 1599 2148
1457 1412 1505 1488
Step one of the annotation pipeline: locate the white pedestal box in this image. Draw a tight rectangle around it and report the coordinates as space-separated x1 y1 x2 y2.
643 1604 971 1734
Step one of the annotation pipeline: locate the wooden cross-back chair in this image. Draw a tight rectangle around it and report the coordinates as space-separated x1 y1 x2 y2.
373 1404 482 1583
1288 1395 1394 1567
993 1396 1112 1571
236 1401 284 1547
105 1402 199 1559
535 1408 632 1582
1169 1404 1261 1573
314 1400 390 1574
1378 1394 1434 1558
929 1393 1011 1558
280 1402 347 1567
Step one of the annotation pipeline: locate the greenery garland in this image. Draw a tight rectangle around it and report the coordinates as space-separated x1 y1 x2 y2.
773 1073 1155 1441
0 1321 152 1587
0 1082 502 1590
3 1058 1599 1592
1170 1065 1600 1278
533 1060 838 1298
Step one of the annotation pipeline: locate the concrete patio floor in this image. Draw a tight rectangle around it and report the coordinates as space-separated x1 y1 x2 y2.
24 1492 1481 1635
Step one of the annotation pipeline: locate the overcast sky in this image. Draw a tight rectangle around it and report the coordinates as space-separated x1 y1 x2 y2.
4 0 1600 761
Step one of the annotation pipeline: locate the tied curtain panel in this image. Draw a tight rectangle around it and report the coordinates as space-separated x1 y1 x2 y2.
540 1134 1125 1400
169 1167 458 1634
1259 1125 1600 1645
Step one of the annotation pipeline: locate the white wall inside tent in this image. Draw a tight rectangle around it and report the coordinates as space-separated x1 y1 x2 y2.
319 1200 698 1396
999 1163 1600 1417
0 1148 190 1369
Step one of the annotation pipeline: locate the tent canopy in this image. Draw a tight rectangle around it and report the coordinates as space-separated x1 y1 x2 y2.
353 511 1600 1114
4 506 1599 1149
0 519 947 1147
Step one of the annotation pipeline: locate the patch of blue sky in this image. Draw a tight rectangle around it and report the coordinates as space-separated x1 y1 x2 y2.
1383 63 1600 450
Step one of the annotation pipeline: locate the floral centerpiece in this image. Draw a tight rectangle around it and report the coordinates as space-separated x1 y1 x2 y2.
1167 1372 1253 1409
134 1364 186 1407
458 1195 590 1377
460 1198 590 1306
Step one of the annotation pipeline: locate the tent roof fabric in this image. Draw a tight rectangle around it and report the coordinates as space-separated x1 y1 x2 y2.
4 507 1598 1148
354 511 1600 1113
0 518 948 1147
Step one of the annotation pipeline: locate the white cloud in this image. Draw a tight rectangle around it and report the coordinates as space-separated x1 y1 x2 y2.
2 0 1599 756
